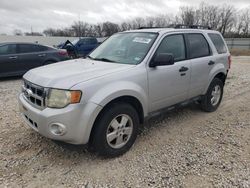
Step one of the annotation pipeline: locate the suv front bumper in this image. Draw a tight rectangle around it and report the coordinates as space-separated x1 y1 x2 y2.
18 93 102 144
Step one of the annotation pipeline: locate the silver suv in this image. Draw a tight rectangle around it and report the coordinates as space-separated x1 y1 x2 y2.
19 27 231 157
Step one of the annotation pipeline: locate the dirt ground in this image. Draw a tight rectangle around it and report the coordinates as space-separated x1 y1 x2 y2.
230 49 250 56
0 56 250 188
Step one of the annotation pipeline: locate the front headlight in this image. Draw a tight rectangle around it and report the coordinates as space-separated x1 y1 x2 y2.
47 89 82 108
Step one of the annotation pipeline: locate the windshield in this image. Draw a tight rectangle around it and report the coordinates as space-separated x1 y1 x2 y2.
88 32 158 65
71 39 79 45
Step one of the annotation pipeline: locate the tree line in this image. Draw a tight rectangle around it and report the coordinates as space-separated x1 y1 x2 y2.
14 2 250 38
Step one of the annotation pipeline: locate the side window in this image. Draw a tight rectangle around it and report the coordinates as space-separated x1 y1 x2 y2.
18 44 33 53
187 34 210 59
18 44 46 53
156 34 186 62
0 44 17 55
89 38 97 45
36 45 48 52
85 39 95 45
78 39 87 46
85 39 91 45
208 33 227 54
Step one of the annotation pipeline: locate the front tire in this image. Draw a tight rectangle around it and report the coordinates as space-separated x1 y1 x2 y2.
201 78 224 112
90 103 139 157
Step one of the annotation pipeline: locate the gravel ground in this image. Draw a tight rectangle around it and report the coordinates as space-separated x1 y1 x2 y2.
0 56 250 188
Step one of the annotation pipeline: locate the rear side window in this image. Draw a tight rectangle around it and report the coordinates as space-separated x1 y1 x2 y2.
89 38 97 45
208 33 227 54
156 34 186 61
0 44 17 55
83 39 96 45
187 34 210 59
37 45 48 51
18 44 47 53
78 39 86 45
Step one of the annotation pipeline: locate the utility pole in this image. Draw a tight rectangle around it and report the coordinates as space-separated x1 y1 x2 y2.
78 14 81 39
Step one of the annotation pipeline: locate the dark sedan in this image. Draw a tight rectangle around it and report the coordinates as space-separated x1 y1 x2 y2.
0 42 69 77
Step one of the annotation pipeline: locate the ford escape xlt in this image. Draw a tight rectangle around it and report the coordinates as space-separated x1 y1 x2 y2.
19 26 230 157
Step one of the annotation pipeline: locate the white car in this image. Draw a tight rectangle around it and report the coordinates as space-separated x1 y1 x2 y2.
19 26 231 157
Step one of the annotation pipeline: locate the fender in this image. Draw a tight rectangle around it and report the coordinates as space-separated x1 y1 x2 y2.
89 81 149 117
203 63 227 95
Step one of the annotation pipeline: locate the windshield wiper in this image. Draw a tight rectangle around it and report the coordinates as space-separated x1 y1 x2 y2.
86 55 94 60
92 57 116 63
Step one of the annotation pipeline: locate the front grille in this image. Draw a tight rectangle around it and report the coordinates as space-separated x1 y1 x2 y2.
22 80 47 110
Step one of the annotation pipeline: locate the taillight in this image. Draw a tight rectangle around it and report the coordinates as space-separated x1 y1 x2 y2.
228 55 231 69
58 50 68 56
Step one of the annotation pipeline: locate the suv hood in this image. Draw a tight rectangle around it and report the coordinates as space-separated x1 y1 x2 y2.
24 59 135 89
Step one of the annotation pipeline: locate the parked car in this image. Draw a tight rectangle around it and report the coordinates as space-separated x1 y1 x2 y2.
19 26 231 157
0 42 69 77
58 37 99 58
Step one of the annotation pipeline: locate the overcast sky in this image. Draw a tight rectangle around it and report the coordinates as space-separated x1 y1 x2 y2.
0 0 249 35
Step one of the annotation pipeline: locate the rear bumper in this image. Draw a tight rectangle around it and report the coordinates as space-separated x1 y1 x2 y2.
18 93 102 144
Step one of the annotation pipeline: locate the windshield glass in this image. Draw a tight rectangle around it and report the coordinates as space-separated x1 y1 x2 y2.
71 39 79 45
88 32 158 65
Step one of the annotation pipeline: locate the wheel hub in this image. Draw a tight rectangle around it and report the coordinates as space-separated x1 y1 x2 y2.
211 85 221 106
106 114 133 149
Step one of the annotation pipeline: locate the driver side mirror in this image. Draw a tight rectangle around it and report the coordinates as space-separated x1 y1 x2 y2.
149 53 174 67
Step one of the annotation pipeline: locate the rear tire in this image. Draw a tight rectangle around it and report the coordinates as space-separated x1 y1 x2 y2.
89 103 139 157
201 78 224 112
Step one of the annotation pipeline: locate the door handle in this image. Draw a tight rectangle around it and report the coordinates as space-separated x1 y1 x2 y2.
179 66 189 72
208 61 215 65
9 56 18 59
38 54 46 57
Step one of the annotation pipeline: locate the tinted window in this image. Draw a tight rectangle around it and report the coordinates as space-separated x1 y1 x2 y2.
78 39 87 45
208 33 227 54
0 44 17 55
156 35 186 61
18 44 47 53
37 45 48 51
187 34 210 58
89 38 97 45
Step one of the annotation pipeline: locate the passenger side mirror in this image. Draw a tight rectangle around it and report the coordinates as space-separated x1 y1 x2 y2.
149 53 174 67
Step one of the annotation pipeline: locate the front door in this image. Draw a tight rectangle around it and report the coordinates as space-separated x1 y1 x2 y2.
0 44 20 76
17 44 44 72
147 34 191 112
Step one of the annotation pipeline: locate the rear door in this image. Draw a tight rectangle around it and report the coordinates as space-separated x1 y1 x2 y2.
186 33 214 98
207 33 230 69
0 44 20 76
147 34 191 112
17 44 46 72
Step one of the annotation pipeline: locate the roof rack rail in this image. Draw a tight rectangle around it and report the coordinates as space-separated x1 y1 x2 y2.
138 25 212 30
168 24 211 30
138 27 166 29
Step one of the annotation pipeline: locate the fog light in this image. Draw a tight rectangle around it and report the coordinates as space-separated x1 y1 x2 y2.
49 123 66 136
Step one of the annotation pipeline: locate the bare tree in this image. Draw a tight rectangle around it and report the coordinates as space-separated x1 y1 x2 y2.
195 2 220 29
237 8 250 36
41 2 250 38
179 6 196 25
71 21 91 37
120 22 132 31
101 22 120 37
218 5 236 35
